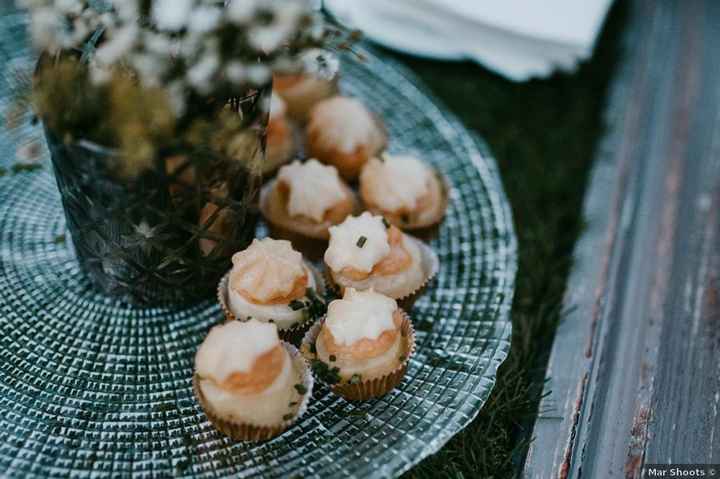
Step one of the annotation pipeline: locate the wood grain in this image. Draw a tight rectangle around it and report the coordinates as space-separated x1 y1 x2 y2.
523 1 720 477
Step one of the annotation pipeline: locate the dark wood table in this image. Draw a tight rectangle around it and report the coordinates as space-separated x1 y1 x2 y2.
524 1 720 477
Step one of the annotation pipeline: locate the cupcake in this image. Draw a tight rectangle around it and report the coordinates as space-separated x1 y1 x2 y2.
263 93 297 175
194 319 313 441
260 159 359 258
306 96 387 180
301 288 415 400
273 49 340 123
324 212 439 307
218 238 325 343
360 154 448 232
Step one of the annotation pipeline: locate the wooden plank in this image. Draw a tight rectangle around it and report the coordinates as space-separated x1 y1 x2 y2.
523 1 720 477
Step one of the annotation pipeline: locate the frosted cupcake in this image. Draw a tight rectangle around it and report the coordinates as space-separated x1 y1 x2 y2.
264 93 297 175
306 96 387 180
301 288 415 400
273 49 340 123
194 319 313 441
218 238 325 343
360 154 448 232
324 212 438 307
260 159 358 258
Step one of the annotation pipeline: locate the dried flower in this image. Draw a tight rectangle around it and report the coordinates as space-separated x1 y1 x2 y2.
21 0 357 176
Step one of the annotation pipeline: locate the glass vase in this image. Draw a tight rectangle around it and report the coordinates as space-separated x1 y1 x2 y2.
44 93 268 306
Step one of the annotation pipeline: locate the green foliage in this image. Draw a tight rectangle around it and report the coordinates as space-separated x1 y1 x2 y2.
399 3 627 478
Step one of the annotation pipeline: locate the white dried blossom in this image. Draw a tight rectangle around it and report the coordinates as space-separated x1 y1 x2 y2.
55 0 83 15
24 0 335 120
166 81 187 116
226 0 257 25
28 7 63 51
188 5 221 34
225 61 246 84
88 58 111 85
95 24 138 65
152 0 193 31
245 64 270 85
109 0 138 23
143 31 173 56
187 52 220 94
129 52 167 88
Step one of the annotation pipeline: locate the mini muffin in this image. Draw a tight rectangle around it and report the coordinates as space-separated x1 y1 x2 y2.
218 238 325 343
360 154 448 232
263 93 297 175
324 212 439 307
260 159 359 258
194 319 313 441
306 96 387 180
301 288 415 400
273 49 340 123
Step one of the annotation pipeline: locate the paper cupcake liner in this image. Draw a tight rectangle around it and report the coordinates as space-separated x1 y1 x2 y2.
217 262 326 345
301 310 415 401
324 234 439 311
364 173 451 241
193 342 313 442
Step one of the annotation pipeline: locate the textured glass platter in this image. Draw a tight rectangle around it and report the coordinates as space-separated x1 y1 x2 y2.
0 10 516 479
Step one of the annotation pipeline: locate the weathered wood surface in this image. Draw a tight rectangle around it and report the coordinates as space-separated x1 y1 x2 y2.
523 0 720 477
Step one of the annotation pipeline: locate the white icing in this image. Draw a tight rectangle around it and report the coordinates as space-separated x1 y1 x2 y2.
333 234 426 299
195 319 280 382
199 347 298 426
324 212 390 273
230 238 306 303
308 97 384 154
325 288 398 346
276 159 347 222
361 155 431 212
228 264 317 329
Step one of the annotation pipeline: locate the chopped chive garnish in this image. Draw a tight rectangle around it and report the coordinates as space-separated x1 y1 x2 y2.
382 218 390 228
288 401 298 407
305 288 327 321
283 414 294 421
294 384 308 395
12 163 42 174
349 374 362 385
329 355 336 362
289 300 305 311
310 359 341 385
356 236 367 248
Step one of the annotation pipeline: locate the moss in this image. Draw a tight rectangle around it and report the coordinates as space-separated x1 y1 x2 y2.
401 2 627 478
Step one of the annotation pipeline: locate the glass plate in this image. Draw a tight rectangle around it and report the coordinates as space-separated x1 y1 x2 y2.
0 10 516 479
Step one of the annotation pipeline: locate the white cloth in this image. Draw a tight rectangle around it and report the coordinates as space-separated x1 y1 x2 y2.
324 0 613 81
